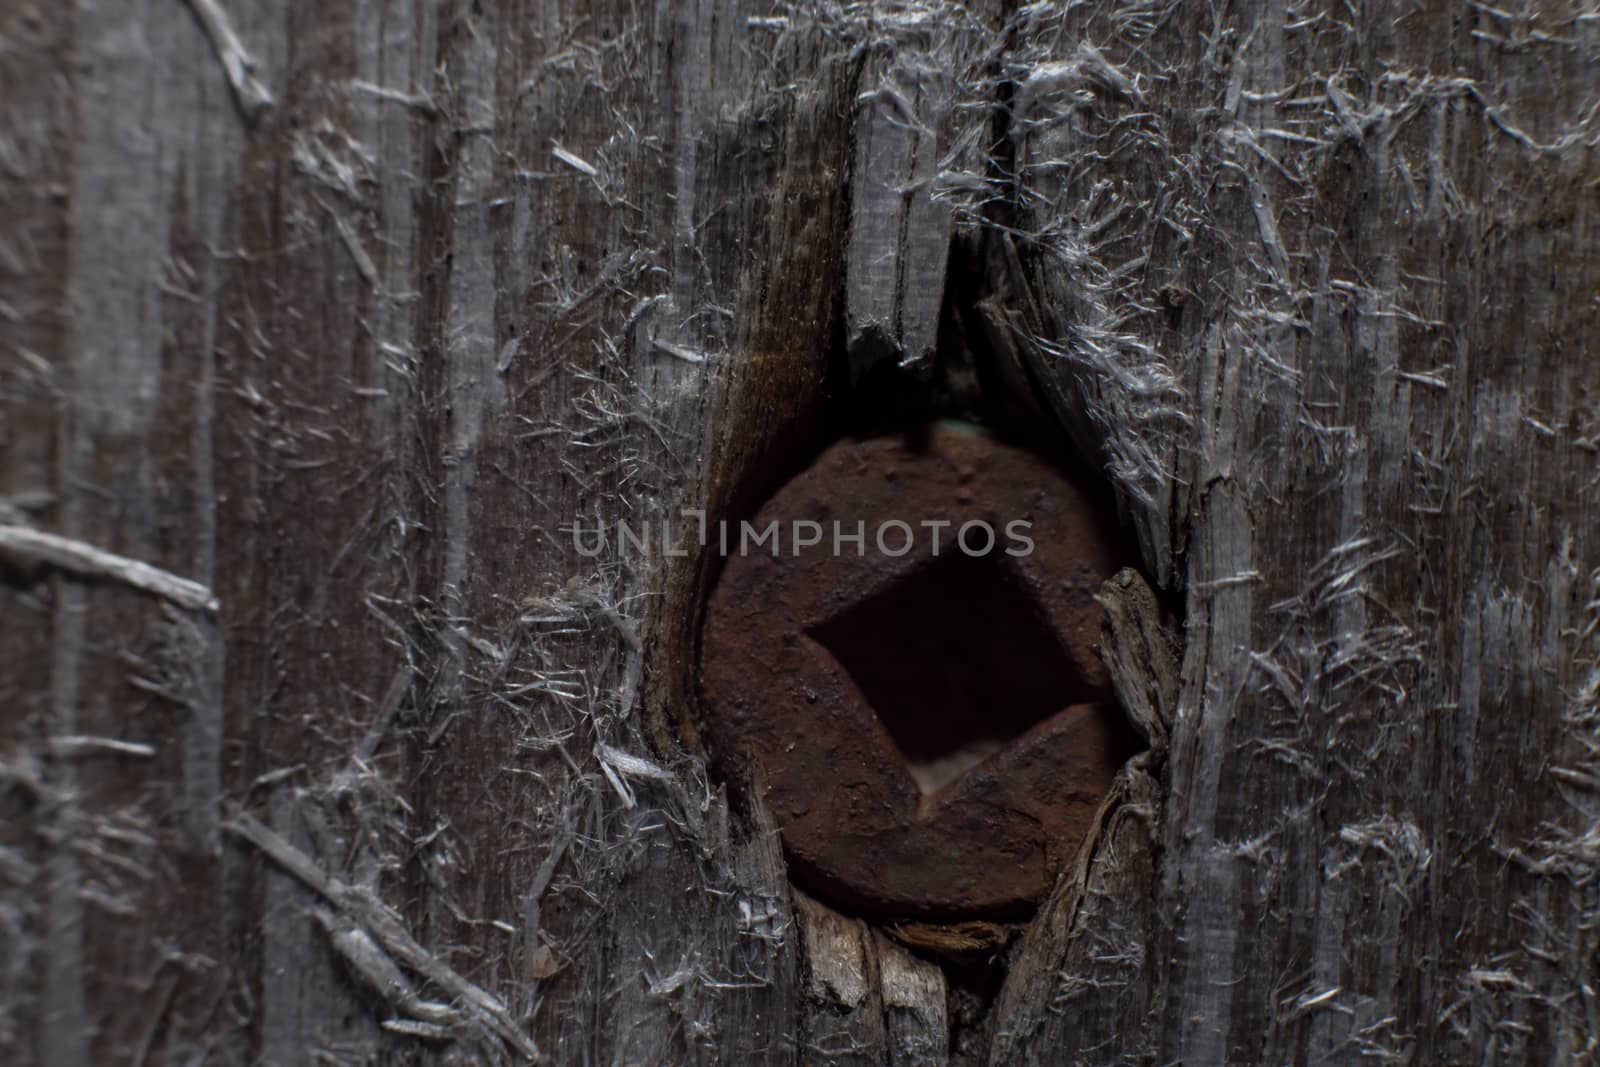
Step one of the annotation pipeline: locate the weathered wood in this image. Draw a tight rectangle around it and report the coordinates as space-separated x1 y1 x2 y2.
996 4 1600 1063
2 0 1598 1064
796 891 949 1066
989 569 1177 1065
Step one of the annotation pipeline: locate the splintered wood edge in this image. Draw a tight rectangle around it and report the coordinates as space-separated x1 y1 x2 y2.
794 890 950 1063
886 919 1014 959
986 567 1180 1062
1095 566 1182 749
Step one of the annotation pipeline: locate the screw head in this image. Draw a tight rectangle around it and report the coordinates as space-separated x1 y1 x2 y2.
701 422 1138 919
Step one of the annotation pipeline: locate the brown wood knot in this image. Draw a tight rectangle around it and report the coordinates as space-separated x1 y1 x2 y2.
700 421 1142 920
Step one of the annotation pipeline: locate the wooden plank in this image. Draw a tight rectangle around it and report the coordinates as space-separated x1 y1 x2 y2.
1 0 1596 1063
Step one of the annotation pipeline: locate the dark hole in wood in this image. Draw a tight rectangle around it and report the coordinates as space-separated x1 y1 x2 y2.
809 549 1102 795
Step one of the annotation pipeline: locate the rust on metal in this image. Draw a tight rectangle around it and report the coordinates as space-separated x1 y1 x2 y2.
700 421 1138 920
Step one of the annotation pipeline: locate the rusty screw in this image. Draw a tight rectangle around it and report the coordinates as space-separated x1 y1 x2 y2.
700 421 1137 920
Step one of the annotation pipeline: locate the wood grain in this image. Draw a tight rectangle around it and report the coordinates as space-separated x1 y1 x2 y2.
1 0 1596 1063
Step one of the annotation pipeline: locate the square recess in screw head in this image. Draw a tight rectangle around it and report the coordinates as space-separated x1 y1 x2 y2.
807 550 1102 795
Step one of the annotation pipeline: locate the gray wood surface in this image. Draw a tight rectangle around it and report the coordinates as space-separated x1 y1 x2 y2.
2 1 1597 1063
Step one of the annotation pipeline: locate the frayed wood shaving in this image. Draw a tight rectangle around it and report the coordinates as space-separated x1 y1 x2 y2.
181 0 274 121
0 525 219 613
226 813 542 1061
